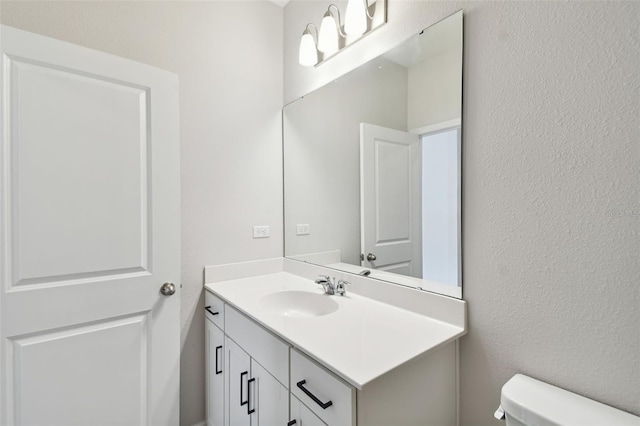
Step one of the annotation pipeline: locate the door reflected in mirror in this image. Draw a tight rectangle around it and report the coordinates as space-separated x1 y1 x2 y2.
283 11 463 298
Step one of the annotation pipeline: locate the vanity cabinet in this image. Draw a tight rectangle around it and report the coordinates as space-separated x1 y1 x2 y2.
205 288 458 426
205 295 339 426
206 301 290 426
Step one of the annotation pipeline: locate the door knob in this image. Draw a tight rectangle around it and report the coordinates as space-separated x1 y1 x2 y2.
366 253 377 261
160 282 176 296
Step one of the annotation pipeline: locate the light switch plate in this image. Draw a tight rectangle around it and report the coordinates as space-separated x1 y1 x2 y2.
296 224 310 235
253 225 270 239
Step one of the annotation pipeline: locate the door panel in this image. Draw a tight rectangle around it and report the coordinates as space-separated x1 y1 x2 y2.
10 57 149 286
375 141 411 242
206 320 225 426
0 25 180 425
251 360 288 426
227 338 251 426
360 123 421 277
12 313 149 425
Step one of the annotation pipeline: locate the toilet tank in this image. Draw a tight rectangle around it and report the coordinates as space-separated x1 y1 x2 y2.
499 374 640 426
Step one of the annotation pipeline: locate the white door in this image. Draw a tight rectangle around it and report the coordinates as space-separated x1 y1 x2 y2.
0 26 180 426
360 123 421 277
206 320 225 426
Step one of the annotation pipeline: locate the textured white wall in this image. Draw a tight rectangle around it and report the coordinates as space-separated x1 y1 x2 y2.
0 2 283 425
285 0 639 424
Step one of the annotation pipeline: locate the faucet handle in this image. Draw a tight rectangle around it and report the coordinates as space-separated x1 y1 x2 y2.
315 274 331 284
336 279 350 296
316 275 335 295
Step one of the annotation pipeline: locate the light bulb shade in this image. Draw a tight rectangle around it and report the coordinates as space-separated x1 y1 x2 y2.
318 14 339 54
345 0 368 36
298 30 318 66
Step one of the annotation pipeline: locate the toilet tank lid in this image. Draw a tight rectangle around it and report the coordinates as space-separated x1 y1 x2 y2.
500 374 640 426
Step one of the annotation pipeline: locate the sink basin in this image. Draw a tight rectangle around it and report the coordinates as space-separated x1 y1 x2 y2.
259 291 339 318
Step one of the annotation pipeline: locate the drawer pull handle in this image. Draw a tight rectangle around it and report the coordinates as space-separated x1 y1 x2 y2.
287 421 297 426
296 380 333 409
240 371 248 406
215 345 222 375
205 306 219 316
247 377 256 415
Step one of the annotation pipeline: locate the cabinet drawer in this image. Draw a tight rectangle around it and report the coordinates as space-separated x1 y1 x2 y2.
290 349 355 426
225 305 289 387
204 291 225 330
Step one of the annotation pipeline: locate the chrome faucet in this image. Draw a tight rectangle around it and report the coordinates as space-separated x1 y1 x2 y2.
315 275 334 294
315 275 350 296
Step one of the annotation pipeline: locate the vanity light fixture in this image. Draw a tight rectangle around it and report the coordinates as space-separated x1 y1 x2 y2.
345 0 373 36
318 5 346 54
298 0 387 67
298 24 319 67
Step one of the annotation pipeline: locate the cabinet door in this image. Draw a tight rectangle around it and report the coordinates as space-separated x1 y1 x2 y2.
290 395 327 426
250 360 288 426
206 319 225 426
227 338 252 426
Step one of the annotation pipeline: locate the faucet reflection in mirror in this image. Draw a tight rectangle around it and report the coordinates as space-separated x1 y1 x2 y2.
298 0 387 66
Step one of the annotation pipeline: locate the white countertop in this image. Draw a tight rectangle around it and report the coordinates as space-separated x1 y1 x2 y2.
205 271 465 389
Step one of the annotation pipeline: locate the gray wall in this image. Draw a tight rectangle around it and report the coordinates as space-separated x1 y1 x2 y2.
0 2 284 425
285 1 639 423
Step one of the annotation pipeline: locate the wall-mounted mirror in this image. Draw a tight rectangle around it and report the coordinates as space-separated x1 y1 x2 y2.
283 11 463 298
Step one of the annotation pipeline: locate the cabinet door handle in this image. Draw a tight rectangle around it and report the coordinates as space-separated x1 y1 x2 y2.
215 345 222 375
287 421 297 426
240 371 248 406
296 380 333 409
247 377 256 415
205 306 219 316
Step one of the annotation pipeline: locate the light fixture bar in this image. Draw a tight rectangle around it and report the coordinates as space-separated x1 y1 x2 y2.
298 0 387 67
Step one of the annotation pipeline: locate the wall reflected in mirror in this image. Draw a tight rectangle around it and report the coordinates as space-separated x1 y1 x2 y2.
283 11 463 298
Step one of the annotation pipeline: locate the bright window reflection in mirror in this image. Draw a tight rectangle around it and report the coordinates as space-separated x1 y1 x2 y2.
283 11 463 299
